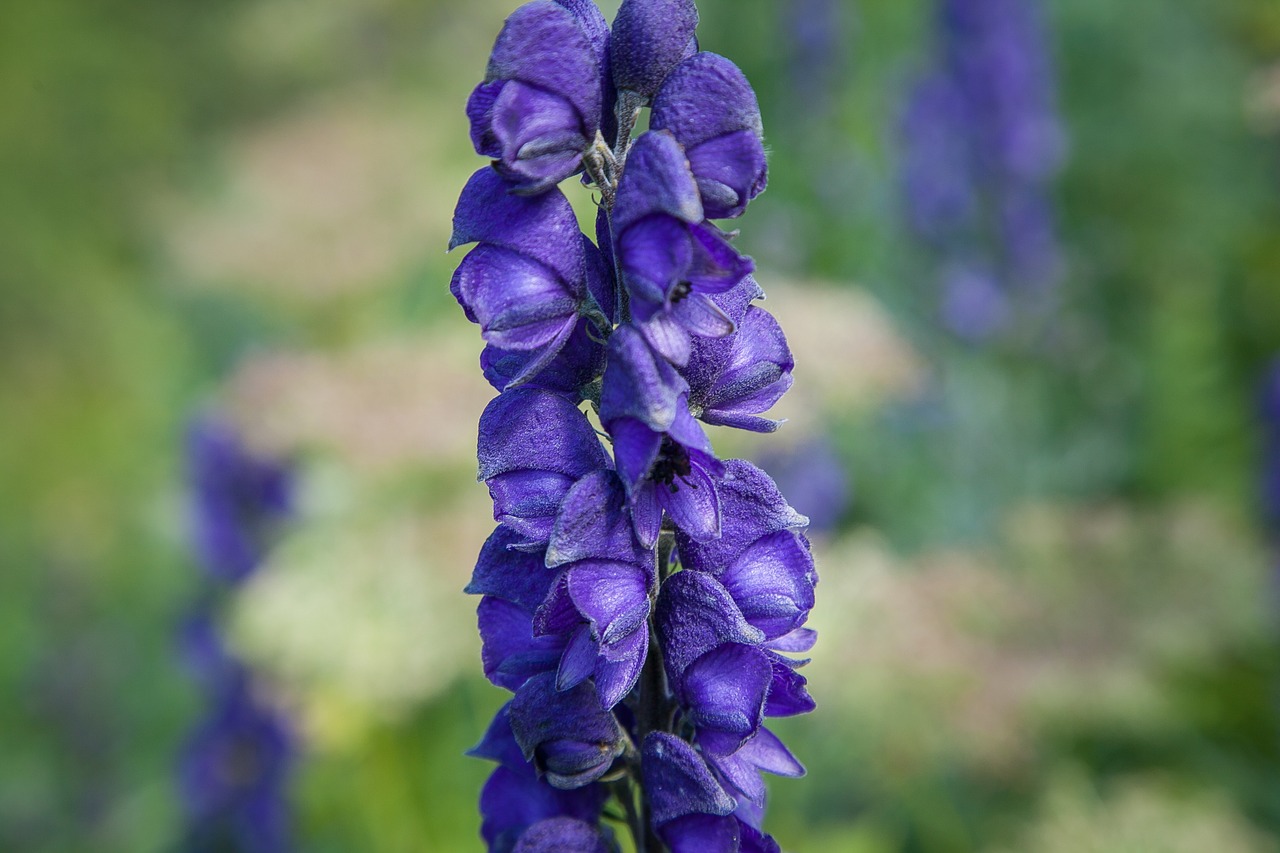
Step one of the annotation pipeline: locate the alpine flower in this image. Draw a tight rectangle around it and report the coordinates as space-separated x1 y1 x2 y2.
451 3 817 849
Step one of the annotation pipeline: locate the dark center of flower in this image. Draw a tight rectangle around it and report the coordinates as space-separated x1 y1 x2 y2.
651 437 694 493
670 281 693 304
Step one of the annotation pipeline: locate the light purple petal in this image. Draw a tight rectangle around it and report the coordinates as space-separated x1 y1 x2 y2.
600 324 688 432
676 460 807 573
514 817 612 853
656 571 764 691
547 470 648 568
682 643 771 745
719 530 815 640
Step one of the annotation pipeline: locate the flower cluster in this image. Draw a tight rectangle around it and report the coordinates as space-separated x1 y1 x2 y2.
178 419 295 853
899 0 1065 342
452 1 815 850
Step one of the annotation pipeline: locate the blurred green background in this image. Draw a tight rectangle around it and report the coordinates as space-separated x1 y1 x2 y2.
3 0 1280 850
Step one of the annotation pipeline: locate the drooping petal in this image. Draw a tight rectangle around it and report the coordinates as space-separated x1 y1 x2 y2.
763 654 816 718
612 131 703 234
478 596 566 691
466 527 559 612
547 470 648 568
718 530 815 640
641 732 736 828
684 131 768 219
509 674 624 788
682 643 771 747
657 455 721 542
676 460 807 574
487 469 579 545
450 168 587 289
661 814 741 853
704 726 804 812
687 305 793 433
567 560 651 646
600 324 688 432
486 0 603 134
656 571 764 693
609 417 664 496
610 0 699 99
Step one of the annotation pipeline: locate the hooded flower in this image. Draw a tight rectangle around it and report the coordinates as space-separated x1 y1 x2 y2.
478 388 611 547
610 0 699 101
508 673 627 788
451 168 612 387
472 705 609 851
612 131 755 364
1261 358 1280 535
467 0 610 193
652 52 768 219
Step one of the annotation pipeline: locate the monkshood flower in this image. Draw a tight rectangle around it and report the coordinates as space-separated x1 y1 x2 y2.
468 0 609 193
613 130 755 364
180 417 295 852
651 53 767 220
187 419 292 584
454 2 815 849
178 668 294 853
451 169 613 388
900 0 1065 342
1260 358 1280 536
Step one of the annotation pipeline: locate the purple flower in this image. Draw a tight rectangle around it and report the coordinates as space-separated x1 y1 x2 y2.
652 52 768 219
1261 358 1280 535
451 168 611 388
478 388 611 547
613 131 755 364
682 279 793 433
187 419 292 584
509 673 627 788
453 3 814 847
609 396 726 548
178 669 293 853
472 705 609 851
610 0 699 100
467 0 610 193
900 0 1065 341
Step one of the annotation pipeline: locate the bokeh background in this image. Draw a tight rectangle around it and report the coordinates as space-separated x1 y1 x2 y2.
3 0 1280 850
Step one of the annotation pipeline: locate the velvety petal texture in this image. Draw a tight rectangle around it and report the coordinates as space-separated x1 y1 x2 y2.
510 674 625 788
513 817 613 853
452 171 609 387
468 0 605 192
652 52 767 218
478 388 610 544
684 303 793 433
610 0 699 99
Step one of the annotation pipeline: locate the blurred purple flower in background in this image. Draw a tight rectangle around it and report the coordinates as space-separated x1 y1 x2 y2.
900 0 1066 342
1260 359 1280 537
179 418 295 852
754 436 851 536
